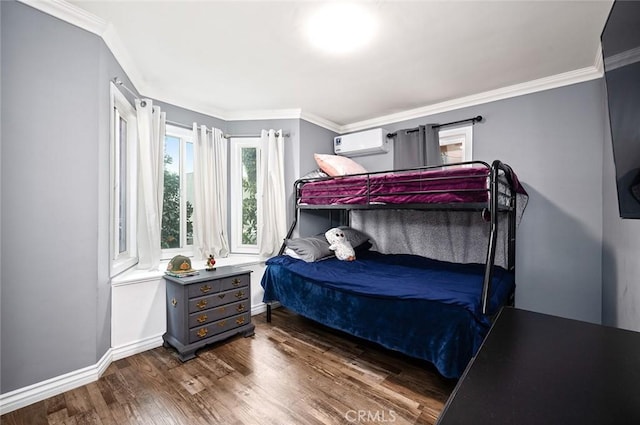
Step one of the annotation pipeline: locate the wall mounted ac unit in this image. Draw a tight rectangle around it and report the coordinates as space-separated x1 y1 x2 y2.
334 128 390 157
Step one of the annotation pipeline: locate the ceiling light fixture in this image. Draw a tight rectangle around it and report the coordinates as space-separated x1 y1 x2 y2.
306 3 377 54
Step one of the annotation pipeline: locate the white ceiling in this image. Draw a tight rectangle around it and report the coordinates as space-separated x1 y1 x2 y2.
65 0 613 131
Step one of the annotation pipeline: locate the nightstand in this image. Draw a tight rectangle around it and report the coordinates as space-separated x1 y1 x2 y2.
162 265 255 361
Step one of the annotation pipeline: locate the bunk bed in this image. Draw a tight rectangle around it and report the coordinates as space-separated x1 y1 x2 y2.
261 160 527 378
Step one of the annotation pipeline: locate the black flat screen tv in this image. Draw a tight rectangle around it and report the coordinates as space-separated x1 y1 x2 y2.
601 0 640 218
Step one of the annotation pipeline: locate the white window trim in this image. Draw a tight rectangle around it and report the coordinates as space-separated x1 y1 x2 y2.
161 125 195 260
230 138 261 254
110 82 138 277
439 124 473 162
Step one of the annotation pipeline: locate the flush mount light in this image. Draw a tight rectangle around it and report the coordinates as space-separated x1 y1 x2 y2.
306 3 377 54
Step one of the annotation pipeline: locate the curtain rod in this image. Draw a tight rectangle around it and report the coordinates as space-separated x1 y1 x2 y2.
164 121 291 139
166 120 196 130
167 120 217 134
111 77 149 106
166 120 289 139
224 132 289 139
387 115 483 138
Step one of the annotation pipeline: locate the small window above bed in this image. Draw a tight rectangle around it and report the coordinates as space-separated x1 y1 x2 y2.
439 125 473 163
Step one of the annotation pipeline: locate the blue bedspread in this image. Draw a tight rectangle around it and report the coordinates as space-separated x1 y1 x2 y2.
261 251 515 378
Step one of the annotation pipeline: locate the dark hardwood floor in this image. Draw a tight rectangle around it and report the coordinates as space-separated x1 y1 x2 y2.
1 309 456 425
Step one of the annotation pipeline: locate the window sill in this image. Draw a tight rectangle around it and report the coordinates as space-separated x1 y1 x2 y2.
111 255 265 287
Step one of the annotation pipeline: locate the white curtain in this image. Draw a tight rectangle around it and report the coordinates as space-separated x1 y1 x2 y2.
136 99 165 269
193 124 229 259
258 129 286 258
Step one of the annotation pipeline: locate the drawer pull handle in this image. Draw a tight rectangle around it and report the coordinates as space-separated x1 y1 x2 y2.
218 293 226 299
232 278 241 286
236 317 245 325
197 314 207 323
200 284 212 293
219 306 226 313
218 320 226 327
171 298 178 307
235 291 245 298
236 304 245 312
196 300 208 309
197 328 208 338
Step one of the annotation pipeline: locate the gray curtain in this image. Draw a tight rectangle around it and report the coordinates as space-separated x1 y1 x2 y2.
393 124 441 169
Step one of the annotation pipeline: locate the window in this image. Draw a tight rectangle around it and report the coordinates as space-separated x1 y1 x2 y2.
230 138 261 254
110 83 138 277
439 125 473 164
162 125 194 257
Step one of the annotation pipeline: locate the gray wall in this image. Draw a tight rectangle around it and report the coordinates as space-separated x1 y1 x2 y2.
353 80 606 324
298 120 339 236
4 0 639 397
0 2 313 394
1 1 112 392
154 100 227 132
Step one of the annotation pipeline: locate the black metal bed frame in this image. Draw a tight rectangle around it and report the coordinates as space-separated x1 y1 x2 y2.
267 160 519 321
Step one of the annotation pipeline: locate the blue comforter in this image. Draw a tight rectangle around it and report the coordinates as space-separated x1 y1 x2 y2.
262 251 515 378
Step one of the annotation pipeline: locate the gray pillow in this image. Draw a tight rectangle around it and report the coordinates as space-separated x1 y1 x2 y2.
338 226 373 248
285 235 333 262
300 168 329 180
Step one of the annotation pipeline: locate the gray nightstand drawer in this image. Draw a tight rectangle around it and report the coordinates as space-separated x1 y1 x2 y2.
188 300 249 328
220 274 249 292
188 287 248 313
186 274 248 298
189 312 251 343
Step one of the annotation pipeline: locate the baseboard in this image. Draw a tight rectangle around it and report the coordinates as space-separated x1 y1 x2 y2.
111 334 165 361
0 348 113 415
251 302 268 316
0 334 163 415
0 305 271 415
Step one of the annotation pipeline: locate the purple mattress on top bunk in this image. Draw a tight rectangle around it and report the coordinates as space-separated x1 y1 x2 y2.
299 165 524 206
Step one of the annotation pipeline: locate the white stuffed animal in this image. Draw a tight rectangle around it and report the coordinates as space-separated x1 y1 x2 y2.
325 227 356 261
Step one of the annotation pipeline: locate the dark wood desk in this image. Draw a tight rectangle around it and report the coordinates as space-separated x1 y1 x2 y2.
437 307 640 425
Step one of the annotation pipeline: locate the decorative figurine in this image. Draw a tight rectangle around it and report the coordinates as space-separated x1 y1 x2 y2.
206 254 216 271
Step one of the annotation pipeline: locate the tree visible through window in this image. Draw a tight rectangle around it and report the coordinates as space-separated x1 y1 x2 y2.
230 138 260 254
161 128 194 252
241 147 258 245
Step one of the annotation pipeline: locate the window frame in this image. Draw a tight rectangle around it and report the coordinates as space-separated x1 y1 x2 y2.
439 124 473 163
110 82 138 277
161 125 195 259
229 137 262 254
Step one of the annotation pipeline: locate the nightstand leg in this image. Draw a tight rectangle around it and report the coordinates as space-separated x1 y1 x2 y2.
178 349 197 362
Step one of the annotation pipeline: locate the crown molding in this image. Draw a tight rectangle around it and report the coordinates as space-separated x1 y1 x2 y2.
19 0 607 136
340 64 603 133
594 43 604 75
101 23 149 96
17 0 151 100
18 0 107 35
300 111 342 133
149 90 229 121
223 108 303 121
